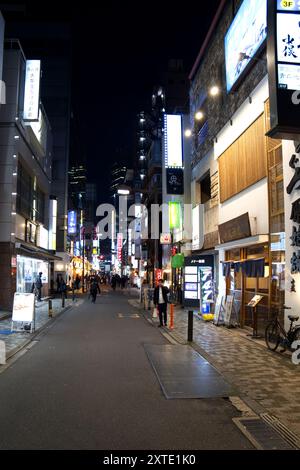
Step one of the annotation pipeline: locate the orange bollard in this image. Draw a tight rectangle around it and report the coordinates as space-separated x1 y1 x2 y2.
169 303 174 329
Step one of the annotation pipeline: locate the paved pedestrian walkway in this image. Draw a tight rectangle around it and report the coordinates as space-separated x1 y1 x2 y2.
0 297 77 359
128 294 300 439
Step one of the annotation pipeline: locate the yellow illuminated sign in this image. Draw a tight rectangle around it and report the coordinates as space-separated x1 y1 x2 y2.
281 0 295 8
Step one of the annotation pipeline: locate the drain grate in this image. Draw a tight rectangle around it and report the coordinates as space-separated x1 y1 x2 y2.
261 413 300 450
233 416 297 450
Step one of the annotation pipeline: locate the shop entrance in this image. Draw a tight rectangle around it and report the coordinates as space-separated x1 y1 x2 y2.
225 242 282 334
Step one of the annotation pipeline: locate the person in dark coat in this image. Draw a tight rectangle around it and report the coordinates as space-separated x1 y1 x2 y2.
35 272 43 301
90 277 100 303
111 275 117 291
153 279 169 327
75 275 80 290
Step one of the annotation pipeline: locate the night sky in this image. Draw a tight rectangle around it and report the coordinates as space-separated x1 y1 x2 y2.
2 0 221 203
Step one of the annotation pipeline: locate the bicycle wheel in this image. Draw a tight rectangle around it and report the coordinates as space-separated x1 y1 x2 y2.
265 321 281 351
292 327 300 345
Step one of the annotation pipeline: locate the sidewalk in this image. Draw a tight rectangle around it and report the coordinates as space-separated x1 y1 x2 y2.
0 296 79 360
134 299 300 439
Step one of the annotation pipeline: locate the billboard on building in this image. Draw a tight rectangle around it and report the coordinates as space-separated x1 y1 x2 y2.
225 0 267 92
23 60 41 121
164 114 183 168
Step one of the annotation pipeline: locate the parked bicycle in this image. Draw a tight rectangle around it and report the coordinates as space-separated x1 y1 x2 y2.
265 305 300 352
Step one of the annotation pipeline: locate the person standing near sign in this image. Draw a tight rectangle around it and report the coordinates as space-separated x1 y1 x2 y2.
35 272 43 301
154 279 169 327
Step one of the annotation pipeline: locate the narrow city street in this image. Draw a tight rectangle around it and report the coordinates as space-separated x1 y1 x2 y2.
0 289 252 450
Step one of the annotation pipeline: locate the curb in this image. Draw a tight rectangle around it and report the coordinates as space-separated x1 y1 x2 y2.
5 302 76 361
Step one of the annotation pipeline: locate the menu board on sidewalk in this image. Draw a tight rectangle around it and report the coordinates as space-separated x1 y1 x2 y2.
12 293 35 322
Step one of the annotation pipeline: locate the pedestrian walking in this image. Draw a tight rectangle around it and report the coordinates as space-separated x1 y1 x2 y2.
56 274 62 293
61 279 68 299
90 277 100 303
35 272 43 301
154 279 169 327
111 275 117 291
75 274 80 290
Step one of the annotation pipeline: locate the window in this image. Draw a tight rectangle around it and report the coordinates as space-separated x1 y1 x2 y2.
17 162 45 225
17 163 33 219
200 172 211 204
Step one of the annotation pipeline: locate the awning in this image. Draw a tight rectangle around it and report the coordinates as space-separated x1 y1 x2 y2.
15 239 62 262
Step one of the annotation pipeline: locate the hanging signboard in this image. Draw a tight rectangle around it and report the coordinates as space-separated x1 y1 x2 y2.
23 60 41 122
155 269 163 285
67 210 77 235
267 0 300 140
117 233 123 262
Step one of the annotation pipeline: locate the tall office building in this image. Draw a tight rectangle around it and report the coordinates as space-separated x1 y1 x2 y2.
3 8 72 255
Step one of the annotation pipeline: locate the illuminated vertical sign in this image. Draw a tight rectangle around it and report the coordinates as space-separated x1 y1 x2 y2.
67 210 77 235
267 0 300 139
135 204 142 259
128 228 132 256
48 197 57 251
23 60 41 121
169 202 182 229
164 114 183 167
192 205 205 251
277 11 300 90
117 233 123 262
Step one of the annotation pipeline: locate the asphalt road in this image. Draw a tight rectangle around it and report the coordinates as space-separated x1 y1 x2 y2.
0 289 253 450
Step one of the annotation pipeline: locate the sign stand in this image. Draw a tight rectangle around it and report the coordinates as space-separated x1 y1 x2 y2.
224 294 236 328
11 293 36 333
246 295 263 339
213 295 225 326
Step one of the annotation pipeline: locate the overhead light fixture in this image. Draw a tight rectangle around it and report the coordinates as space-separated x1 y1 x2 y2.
184 129 192 138
210 86 220 97
117 189 130 195
195 111 204 121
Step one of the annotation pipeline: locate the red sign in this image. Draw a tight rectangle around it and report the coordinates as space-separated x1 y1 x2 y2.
171 246 178 256
160 233 171 244
117 233 123 262
155 269 163 285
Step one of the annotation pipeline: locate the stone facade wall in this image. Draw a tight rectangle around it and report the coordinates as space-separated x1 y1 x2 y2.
0 242 15 311
190 0 267 168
